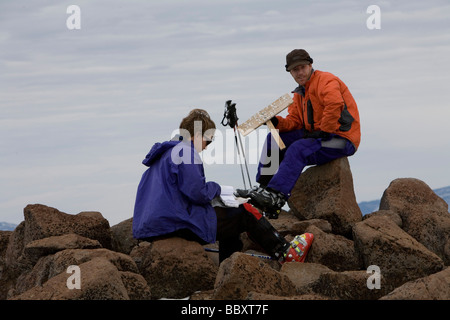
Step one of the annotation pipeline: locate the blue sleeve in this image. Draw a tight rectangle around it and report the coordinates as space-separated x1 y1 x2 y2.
177 162 221 205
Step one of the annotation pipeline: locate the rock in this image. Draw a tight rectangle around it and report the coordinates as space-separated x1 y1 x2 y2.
21 204 112 249
380 267 450 300
3 222 27 277
1 223 26 299
0 231 12 262
288 157 362 238
362 210 403 227
110 218 138 255
120 270 152 300
380 178 450 265
0 231 12 258
23 233 102 263
212 252 296 299
0 231 12 284
380 178 448 214
1 204 112 298
12 248 140 297
11 257 150 300
303 225 362 271
311 270 389 300
269 212 332 237
130 238 218 299
280 262 333 294
353 215 444 290
2 183 449 301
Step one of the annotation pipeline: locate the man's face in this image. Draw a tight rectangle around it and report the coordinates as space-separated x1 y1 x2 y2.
289 64 313 86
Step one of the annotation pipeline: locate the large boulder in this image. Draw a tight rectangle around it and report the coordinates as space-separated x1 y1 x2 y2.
11 257 150 300
0 231 12 265
269 212 332 237
212 252 296 299
20 204 112 249
288 157 362 238
353 215 444 290
0 231 12 289
380 267 450 300
280 262 333 295
1 204 112 298
110 217 138 255
23 233 101 264
380 178 450 264
304 225 362 271
130 237 218 299
11 247 141 298
311 270 389 300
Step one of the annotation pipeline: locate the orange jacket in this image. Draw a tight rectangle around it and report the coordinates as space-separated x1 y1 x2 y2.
276 70 361 150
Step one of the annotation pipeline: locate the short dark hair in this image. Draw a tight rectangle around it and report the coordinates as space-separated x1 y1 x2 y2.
179 109 216 139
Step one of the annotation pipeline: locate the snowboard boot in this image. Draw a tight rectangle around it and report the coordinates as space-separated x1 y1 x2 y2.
282 233 314 263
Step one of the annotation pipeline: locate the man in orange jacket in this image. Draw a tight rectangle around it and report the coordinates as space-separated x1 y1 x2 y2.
236 49 361 216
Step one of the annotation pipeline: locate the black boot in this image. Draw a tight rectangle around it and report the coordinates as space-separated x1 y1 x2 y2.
235 186 286 218
241 203 290 260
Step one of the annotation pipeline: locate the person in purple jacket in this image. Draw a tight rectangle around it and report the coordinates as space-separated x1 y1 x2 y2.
132 109 313 263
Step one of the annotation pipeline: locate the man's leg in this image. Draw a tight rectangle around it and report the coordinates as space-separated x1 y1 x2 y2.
267 137 356 197
266 138 322 197
239 136 356 215
256 129 305 187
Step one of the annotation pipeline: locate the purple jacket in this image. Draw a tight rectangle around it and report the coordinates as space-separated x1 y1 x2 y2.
132 139 221 243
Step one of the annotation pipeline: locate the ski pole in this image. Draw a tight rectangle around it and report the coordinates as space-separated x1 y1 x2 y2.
204 247 273 260
221 100 252 189
233 126 247 189
235 122 252 189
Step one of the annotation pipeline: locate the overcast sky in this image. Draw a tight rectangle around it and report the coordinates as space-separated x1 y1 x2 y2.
1 0 449 226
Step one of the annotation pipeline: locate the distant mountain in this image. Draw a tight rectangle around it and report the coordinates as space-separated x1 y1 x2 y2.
358 199 381 215
435 185 450 202
0 222 17 231
358 185 450 215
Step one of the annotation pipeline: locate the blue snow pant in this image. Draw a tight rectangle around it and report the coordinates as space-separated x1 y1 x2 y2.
256 129 356 198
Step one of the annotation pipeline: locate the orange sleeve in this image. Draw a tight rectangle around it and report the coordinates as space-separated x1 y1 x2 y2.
319 78 345 133
275 94 303 132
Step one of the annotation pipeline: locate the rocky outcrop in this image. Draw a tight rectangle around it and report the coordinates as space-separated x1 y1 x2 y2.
0 162 449 300
130 237 218 299
211 252 296 299
288 157 362 238
353 215 444 291
380 267 450 300
380 178 450 264
0 204 114 299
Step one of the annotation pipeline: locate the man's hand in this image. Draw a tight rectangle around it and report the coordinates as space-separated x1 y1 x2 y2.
263 116 278 127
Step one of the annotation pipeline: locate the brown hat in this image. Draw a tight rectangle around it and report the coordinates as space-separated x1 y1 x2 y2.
285 49 313 72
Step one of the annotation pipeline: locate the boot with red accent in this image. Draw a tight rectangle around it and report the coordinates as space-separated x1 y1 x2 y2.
282 233 314 263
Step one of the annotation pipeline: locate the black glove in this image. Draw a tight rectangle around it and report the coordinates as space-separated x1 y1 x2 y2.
303 130 330 140
264 116 278 127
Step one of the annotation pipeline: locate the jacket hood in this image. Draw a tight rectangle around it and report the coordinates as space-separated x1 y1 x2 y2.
142 140 181 167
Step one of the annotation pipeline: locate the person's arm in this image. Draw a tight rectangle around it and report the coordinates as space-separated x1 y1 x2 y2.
319 78 345 133
176 161 221 205
274 94 304 132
